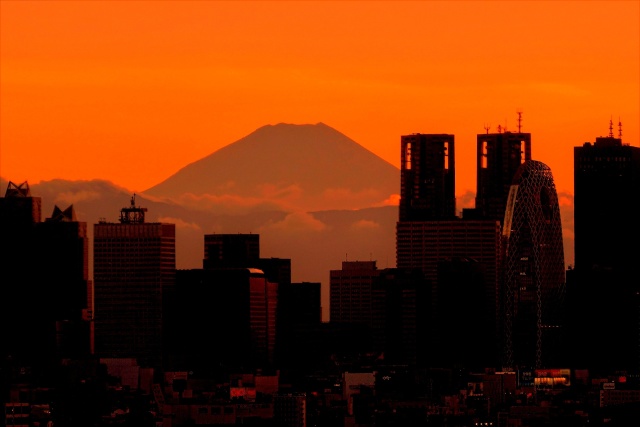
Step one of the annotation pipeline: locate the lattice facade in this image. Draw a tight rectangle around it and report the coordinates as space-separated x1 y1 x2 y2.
502 160 565 369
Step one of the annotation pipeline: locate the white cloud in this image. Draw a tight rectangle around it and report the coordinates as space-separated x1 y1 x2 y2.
55 190 101 205
259 211 328 233
157 216 202 231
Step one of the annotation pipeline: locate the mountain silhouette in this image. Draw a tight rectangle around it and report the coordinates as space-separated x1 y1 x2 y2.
142 122 400 212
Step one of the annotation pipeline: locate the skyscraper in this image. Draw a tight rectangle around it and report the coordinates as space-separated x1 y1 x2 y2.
0 181 42 366
0 181 91 371
475 128 531 222
276 281 322 369
568 123 640 374
93 195 175 369
399 133 456 221
35 204 92 360
502 160 565 369
203 233 291 284
573 123 640 272
330 261 381 326
396 131 503 369
168 268 262 373
203 233 260 269
396 219 502 367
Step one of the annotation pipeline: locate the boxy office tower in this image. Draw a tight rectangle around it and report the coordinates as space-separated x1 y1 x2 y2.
568 122 640 374
93 195 175 369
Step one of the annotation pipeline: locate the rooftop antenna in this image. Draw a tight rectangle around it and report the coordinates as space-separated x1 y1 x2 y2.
517 109 523 133
120 193 147 224
618 117 622 139
609 116 614 138
497 124 502 134
483 123 491 134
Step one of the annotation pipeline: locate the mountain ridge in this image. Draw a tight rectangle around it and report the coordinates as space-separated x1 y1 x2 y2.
142 122 400 212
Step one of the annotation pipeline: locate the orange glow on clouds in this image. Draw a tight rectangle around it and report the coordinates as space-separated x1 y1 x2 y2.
1 1 638 196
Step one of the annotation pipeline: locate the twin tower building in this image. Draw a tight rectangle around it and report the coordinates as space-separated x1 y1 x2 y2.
396 125 565 371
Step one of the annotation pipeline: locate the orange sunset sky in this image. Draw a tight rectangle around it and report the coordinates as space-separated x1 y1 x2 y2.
1 1 638 199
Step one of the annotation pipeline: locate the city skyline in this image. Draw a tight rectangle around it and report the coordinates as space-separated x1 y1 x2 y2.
1 104 639 426
1 1 638 197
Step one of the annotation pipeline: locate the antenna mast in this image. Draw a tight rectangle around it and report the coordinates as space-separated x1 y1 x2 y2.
517 109 523 133
484 123 491 134
609 117 614 138
618 117 622 139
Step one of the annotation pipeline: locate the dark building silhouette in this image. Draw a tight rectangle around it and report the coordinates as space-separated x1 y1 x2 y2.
396 219 502 368
567 123 640 374
396 130 506 370
35 205 92 360
167 233 283 374
501 160 565 370
168 267 278 374
374 267 430 366
329 261 432 366
0 181 91 375
399 133 456 221
330 261 380 326
0 181 44 368
93 195 176 369
276 281 322 370
435 257 492 370
203 233 291 284
475 127 532 222
203 233 260 269
573 123 640 272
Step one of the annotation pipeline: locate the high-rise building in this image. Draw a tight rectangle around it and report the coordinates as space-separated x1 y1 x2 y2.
35 204 92 360
396 219 503 367
168 233 283 372
330 261 381 326
93 195 175 369
329 261 432 365
170 268 278 372
203 233 260 269
396 130 504 369
502 160 565 369
0 181 91 371
203 233 291 284
399 133 456 221
435 257 493 370
373 267 430 366
573 124 640 272
475 129 531 223
0 181 43 366
567 123 640 374
276 281 322 369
